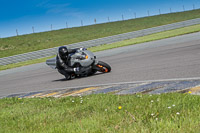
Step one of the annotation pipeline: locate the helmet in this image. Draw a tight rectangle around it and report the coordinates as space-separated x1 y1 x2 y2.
58 46 68 59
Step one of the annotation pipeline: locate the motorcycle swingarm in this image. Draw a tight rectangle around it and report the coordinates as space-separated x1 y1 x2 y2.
92 65 101 71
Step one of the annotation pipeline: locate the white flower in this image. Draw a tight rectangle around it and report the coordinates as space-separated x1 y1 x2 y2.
157 98 159 101
80 100 83 103
155 118 158 121
172 104 175 107
176 112 180 115
151 100 154 103
151 113 154 116
72 100 74 103
150 95 152 97
105 109 107 111
168 106 171 109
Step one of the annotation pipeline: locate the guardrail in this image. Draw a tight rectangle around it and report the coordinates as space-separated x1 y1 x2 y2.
1 18 200 66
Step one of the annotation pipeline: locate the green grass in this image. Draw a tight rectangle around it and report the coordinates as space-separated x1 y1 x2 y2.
0 93 200 133
1 23 200 71
1 9 200 58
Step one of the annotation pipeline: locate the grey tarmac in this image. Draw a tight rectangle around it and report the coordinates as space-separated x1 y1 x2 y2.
0 32 200 98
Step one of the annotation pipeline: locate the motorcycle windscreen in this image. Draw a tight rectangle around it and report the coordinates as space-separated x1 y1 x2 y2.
46 57 56 69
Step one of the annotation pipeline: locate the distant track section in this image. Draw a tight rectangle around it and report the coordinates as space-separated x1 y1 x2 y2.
0 18 200 66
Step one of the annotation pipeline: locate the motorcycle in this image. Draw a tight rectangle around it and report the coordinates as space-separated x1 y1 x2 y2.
46 48 111 79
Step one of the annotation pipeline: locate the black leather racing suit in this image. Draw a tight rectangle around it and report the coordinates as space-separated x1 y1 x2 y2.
56 48 77 78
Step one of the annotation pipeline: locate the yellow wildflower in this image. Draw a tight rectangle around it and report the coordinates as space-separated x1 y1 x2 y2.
118 106 122 110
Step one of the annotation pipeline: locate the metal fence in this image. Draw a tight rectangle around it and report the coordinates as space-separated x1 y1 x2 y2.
1 18 200 66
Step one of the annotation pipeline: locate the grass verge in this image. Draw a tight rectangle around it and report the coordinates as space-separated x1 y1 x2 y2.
1 9 200 58
0 93 200 132
1 24 200 71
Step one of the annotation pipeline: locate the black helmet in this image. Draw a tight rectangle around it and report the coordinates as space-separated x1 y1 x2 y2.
58 46 68 59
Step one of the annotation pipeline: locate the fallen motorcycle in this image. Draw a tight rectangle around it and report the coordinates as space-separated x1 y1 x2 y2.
46 48 111 79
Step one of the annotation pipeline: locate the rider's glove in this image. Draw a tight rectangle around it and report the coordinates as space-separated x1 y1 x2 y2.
80 47 87 51
74 67 80 72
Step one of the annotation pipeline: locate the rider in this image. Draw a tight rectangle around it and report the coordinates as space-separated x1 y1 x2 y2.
56 46 79 79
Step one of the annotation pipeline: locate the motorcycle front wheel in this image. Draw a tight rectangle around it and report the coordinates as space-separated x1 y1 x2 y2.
96 61 111 73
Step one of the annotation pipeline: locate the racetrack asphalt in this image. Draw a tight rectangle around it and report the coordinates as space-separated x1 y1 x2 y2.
0 32 200 97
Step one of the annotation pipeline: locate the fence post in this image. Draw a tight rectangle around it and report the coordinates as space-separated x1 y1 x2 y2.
51 24 53 30
16 29 19 36
183 5 185 11
66 22 68 28
122 14 124 20
159 9 161 15
134 12 136 19
193 4 195 10
147 10 150 16
32 26 35 33
81 20 83 26
108 17 110 22
170 8 172 13
94 18 96 24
